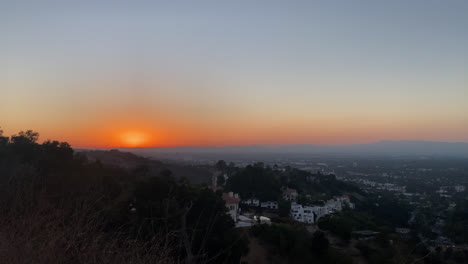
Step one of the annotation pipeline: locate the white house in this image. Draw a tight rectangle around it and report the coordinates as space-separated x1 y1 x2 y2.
282 188 298 202
323 196 354 212
311 205 329 220
290 196 354 224
290 203 325 224
260 201 278 209
222 192 240 221
241 198 260 207
290 203 307 223
324 199 342 212
333 195 354 209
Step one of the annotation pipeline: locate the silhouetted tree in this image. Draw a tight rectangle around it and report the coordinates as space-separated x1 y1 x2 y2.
0 129 250 264
216 174 225 186
278 198 291 217
132 174 248 263
9 130 40 163
0 127 8 148
226 165 281 201
216 160 228 171
11 130 39 144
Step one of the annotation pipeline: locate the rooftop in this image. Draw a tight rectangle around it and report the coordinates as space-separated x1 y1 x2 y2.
222 192 240 204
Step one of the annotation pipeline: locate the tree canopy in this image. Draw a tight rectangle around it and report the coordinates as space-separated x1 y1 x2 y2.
0 129 248 263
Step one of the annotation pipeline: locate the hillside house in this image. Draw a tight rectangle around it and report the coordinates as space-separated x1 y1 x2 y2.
290 203 327 224
282 188 298 202
222 192 240 221
241 198 260 207
290 196 354 224
325 196 354 211
260 201 278 209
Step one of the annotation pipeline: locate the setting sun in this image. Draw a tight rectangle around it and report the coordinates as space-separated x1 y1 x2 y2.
119 131 150 147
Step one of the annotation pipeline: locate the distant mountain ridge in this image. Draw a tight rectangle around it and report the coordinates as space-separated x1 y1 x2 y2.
118 140 468 157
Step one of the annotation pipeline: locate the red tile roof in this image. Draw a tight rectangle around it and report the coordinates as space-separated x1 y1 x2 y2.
222 192 240 204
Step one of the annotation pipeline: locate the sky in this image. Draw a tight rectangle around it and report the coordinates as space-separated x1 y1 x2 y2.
1 0 468 148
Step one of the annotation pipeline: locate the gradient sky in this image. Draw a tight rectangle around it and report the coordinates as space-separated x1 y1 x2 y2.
2 0 468 148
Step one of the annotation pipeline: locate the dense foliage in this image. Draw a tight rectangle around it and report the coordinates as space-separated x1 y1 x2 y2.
356 192 411 228
225 163 281 201
250 224 353 264
446 199 468 244
0 130 248 264
225 163 361 203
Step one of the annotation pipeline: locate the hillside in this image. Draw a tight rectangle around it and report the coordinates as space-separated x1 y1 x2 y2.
79 149 214 184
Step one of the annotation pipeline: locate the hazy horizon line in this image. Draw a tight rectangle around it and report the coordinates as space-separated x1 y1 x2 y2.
76 139 468 150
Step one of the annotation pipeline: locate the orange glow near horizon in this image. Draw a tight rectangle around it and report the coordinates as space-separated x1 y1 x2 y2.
119 131 151 147
2 108 468 149
3 116 465 149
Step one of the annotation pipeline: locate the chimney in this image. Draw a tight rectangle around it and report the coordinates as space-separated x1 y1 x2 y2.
229 192 233 197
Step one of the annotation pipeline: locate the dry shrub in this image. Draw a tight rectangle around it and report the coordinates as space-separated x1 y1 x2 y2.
0 172 178 264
